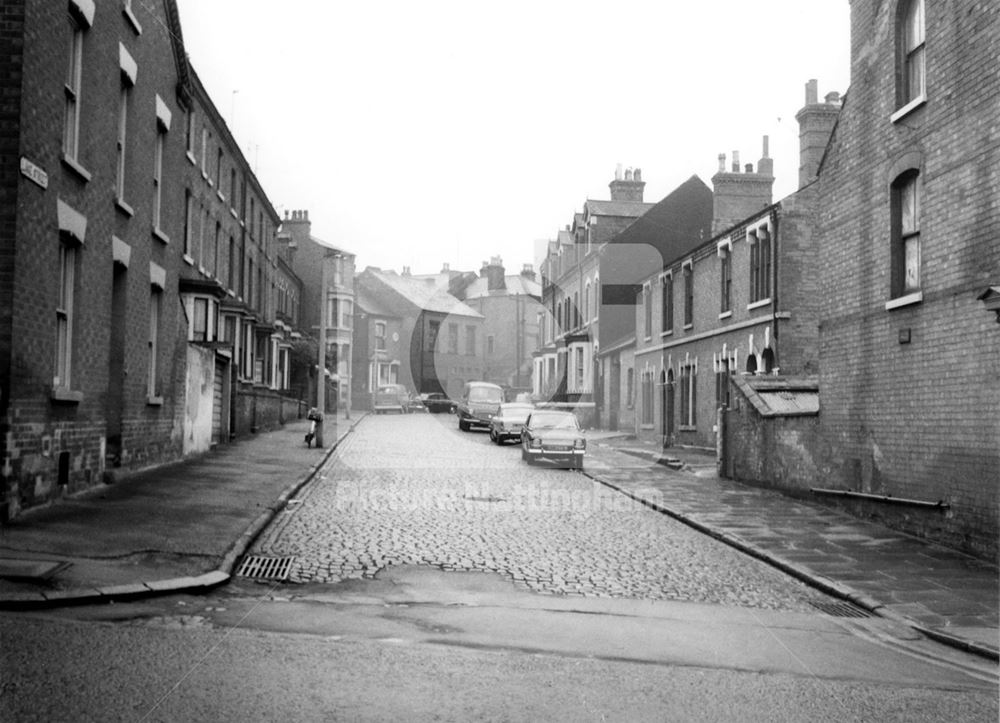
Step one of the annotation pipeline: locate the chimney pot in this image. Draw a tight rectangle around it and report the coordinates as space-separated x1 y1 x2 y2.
762 135 770 158
625 168 633 181
825 91 841 105
718 153 726 172
732 150 740 172
634 168 642 181
745 163 754 173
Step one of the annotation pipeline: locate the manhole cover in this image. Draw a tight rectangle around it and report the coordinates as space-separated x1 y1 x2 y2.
809 600 872 618
235 555 294 581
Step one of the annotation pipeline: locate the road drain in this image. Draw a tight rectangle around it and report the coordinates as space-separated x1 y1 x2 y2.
236 555 294 581
809 600 873 618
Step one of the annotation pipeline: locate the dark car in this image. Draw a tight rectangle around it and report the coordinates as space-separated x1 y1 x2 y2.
520 410 586 469
457 381 504 431
489 402 534 444
421 392 456 414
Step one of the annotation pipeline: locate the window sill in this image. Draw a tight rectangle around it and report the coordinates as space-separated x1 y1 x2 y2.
718 310 732 320
152 227 170 244
51 387 83 404
683 323 693 331
660 329 673 337
230 208 239 219
885 291 923 311
639 424 655 430
61 154 92 183
217 190 225 202
186 150 197 166
123 5 142 34
183 253 195 266
679 425 696 432
890 95 926 124
747 298 771 311
146 395 164 407
115 197 134 217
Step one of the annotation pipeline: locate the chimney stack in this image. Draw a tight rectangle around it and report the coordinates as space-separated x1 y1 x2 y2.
711 138 775 235
480 256 506 291
609 165 646 202
520 263 536 282
795 78 841 188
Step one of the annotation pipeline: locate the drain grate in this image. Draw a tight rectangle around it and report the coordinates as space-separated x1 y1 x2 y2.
236 555 294 581
809 600 873 618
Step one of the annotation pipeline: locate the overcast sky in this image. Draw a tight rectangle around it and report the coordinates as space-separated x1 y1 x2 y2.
173 1 850 275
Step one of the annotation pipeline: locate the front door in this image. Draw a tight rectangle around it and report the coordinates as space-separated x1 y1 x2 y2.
609 358 621 431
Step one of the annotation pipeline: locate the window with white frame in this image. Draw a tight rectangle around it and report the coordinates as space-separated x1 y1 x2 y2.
148 287 162 398
55 241 77 389
661 274 673 333
374 321 386 350
575 347 585 390
898 0 925 110
152 123 166 236
719 248 732 313
185 108 196 159
891 170 921 298
643 285 652 339
584 283 590 325
680 361 697 427
116 46 136 205
63 14 85 165
749 228 771 303
683 264 694 327
183 190 194 258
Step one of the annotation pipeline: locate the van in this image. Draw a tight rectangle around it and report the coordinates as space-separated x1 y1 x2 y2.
456 381 504 431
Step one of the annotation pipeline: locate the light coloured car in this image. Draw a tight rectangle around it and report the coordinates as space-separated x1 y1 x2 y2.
489 402 534 445
520 410 586 469
373 384 412 414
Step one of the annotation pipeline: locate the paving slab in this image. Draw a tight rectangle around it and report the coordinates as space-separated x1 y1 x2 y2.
587 437 999 661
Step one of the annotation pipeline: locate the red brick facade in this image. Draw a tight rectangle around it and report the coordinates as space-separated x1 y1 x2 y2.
815 0 999 558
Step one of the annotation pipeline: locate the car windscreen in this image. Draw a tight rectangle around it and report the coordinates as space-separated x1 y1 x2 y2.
499 404 533 418
529 413 579 430
468 387 502 403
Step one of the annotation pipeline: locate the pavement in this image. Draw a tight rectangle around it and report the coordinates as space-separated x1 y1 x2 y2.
0 410 363 607
0 413 996 664
584 432 999 661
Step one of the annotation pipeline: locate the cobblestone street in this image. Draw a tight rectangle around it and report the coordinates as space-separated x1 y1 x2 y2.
253 415 825 611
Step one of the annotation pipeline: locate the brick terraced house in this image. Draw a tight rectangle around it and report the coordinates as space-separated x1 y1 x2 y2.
814 0 999 558
0 0 301 520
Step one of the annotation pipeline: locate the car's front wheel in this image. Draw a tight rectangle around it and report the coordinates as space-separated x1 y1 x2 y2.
459 418 469 432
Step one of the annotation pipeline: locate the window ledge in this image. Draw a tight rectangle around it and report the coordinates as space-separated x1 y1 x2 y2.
885 291 923 311
152 227 170 244
747 298 772 311
230 208 238 219
891 95 926 124
217 190 225 202
683 323 693 331
61 154 92 183
660 329 673 337
718 310 733 320
115 197 134 217
51 387 83 404
146 395 164 407
183 253 195 266
186 150 197 166
679 425 696 432
123 5 142 34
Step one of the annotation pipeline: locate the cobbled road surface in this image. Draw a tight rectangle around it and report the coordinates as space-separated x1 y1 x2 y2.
254 413 825 611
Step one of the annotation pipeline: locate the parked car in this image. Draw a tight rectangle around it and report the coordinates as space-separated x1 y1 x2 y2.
408 393 427 413
421 392 456 414
520 410 586 469
373 384 412 414
456 381 504 431
489 402 534 445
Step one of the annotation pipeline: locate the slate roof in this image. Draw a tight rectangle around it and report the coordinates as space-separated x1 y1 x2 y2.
366 270 483 318
584 199 655 219
463 275 542 300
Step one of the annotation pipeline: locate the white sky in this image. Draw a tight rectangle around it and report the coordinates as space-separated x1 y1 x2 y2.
173 1 850 275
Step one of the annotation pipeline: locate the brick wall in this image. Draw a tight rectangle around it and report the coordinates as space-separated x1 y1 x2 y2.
816 0 1000 559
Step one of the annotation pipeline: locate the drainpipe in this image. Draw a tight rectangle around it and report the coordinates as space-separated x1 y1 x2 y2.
771 209 779 371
